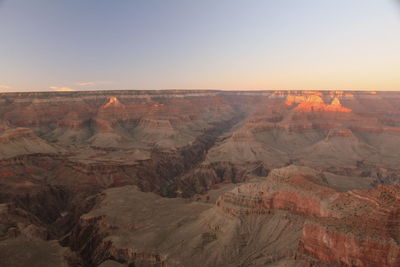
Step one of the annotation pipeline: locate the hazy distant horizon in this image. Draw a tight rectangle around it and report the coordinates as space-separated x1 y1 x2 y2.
1 0 400 92
0 88 397 94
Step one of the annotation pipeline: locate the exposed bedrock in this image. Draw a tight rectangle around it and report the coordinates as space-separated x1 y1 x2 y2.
0 184 93 266
176 161 268 197
216 166 400 266
299 221 400 267
2 90 400 266
66 185 307 267
68 214 168 266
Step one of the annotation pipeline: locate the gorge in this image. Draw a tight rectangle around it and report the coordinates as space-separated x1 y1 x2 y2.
0 90 399 266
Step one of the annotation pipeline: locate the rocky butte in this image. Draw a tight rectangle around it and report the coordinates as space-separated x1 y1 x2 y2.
0 90 399 266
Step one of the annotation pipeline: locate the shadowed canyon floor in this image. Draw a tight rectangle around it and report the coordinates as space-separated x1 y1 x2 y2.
0 90 400 266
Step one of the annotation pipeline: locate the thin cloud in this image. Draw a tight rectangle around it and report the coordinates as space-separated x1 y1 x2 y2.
76 81 113 86
77 82 95 86
50 86 76 92
0 84 11 90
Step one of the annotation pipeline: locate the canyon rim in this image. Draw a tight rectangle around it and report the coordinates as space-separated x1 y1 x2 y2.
0 90 399 266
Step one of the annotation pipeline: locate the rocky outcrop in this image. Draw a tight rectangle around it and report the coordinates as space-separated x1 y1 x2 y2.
299 185 400 266
0 128 58 159
103 96 122 108
292 95 352 112
216 166 336 217
299 221 400 267
67 185 307 267
216 166 400 266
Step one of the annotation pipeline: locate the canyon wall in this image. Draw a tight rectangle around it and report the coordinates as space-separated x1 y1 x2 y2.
1 90 400 266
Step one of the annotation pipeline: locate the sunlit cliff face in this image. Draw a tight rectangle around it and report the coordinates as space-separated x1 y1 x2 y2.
285 92 352 113
103 96 122 108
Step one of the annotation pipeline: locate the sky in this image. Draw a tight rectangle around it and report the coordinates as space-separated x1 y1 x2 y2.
0 0 400 92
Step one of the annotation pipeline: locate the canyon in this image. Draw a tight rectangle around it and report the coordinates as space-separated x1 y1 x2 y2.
0 90 400 266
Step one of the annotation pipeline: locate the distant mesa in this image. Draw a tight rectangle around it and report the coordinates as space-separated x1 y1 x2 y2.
286 93 352 113
103 96 123 108
324 97 352 112
98 96 129 122
329 90 355 99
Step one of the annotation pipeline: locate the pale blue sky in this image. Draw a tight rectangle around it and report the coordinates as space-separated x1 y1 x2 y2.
1 0 400 92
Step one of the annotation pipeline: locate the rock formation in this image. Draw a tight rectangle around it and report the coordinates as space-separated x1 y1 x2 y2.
217 166 400 266
0 90 400 266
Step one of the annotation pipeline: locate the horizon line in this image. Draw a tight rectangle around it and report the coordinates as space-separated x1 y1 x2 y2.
0 88 397 94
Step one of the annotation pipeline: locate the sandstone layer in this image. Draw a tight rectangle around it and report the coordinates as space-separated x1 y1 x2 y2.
1 90 400 266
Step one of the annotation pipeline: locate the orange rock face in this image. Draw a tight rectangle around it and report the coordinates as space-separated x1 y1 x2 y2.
217 166 400 266
217 167 338 217
282 90 352 112
103 96 121 108
293 96 352 112
299 221 400 267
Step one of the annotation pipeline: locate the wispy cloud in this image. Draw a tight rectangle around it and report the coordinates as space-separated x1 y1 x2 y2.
50 86 76 92
0 84 11 90
77 82 95 86
76 81 113 86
